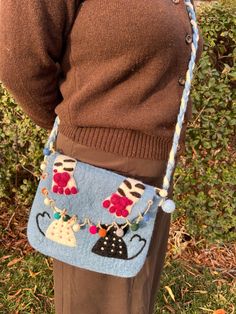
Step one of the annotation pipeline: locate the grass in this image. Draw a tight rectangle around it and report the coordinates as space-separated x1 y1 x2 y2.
155 260 235 313
0 251 54 314
0 248 235 314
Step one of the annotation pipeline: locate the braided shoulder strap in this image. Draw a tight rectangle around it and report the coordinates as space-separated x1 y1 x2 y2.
162 0 199 192
43 0 200 204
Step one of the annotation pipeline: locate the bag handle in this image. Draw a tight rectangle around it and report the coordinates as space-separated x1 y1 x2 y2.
43 0 200 196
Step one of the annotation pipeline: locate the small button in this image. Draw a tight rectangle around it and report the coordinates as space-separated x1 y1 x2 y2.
178 77 185 86
185 34 193 44
172 0 180 3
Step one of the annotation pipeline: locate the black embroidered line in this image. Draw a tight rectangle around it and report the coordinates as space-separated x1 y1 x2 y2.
63 159 76 162
124 179 132 189
63 167 74 171
117 187 126 196
135 183 145 189
130 191 141 198
127 234 147 260
54 162 63 166
36 211 51 236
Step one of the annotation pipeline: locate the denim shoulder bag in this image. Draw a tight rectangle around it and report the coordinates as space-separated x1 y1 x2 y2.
27 0 200 278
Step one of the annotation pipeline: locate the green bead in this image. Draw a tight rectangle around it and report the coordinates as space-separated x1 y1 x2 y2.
63 214 71 222
131 223 139 231
54 212 61 220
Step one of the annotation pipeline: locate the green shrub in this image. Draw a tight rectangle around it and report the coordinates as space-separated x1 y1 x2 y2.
0 0 235 242
173 0 236 242
0 84 47 206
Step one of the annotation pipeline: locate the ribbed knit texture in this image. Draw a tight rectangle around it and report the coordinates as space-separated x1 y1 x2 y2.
58 124 188 160
0 0 204 160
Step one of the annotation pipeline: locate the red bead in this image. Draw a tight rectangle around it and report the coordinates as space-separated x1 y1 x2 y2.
116 209 122 216
71 187 78 194
58 187 64 194
65 188 71 195
89 225 97 234
109 206 117 213
53 185 58 193
121 209 129 217
103 200 110 208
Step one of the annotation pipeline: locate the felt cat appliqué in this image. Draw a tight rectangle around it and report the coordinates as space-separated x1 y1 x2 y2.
102 178 146 218
52 154 78 195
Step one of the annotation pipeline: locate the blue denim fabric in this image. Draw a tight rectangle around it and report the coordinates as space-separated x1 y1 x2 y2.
27 151 162 278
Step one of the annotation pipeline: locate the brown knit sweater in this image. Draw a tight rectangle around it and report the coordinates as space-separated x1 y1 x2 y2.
0 0 204 160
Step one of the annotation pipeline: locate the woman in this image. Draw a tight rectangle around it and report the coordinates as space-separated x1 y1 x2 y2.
0 0 204 313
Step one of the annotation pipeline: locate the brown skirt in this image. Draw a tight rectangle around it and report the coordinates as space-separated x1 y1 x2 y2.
53 132 178 314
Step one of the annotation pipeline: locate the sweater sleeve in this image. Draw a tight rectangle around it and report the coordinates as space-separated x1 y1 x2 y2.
0 0 80 130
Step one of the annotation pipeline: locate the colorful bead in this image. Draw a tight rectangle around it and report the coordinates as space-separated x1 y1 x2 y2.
116 228 124 237
143 213 151 222
53 185 58 193
116 209 122 216
41 188 48 196
71 187 78 194
44 198 51 206
162 199 176 213
40 163 47 171
41 173 48 180
98 228 107 237
43 148 50 156
131 223 139 231
121 209 129 217
89 225 98 234
103 200 110 208
72 224 81 232
65 188 71 195
159 189 168 197
109 206 116 213
58 187 64 194
63 214 71 222
54 212 61 220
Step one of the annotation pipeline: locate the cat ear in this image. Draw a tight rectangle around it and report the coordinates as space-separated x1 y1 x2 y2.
100 223 109 230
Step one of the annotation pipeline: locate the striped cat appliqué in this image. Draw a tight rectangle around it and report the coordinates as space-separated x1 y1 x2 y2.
102 178 146 218
52 154 78 195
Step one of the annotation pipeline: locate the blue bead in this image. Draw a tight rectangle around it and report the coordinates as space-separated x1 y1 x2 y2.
54 212 61 220
143 214 151 222
43 148 51 156
162 199 176 213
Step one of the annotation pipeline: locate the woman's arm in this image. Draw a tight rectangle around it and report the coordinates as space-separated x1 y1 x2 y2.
0 0 79 129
